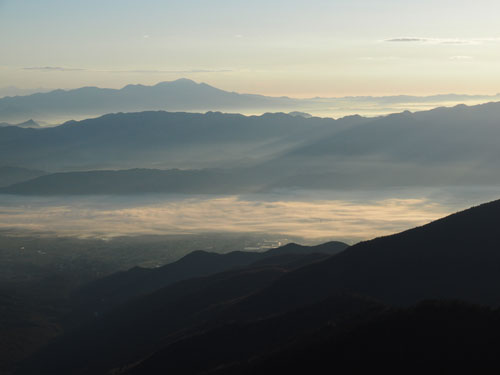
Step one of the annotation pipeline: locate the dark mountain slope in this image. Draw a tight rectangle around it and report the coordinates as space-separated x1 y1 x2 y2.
94 197 500 374
124 293 383 375
212 301 500 375
227 198 500 322
20 199 500 374
24 266 292 375
24 242 346 375
71 241 347 319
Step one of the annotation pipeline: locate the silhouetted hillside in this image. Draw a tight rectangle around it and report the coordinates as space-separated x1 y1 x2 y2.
71 242 347 319
23 241 347 375
226 198 500 322
24 266 290 375
124 294 384 375
20 199 500 374
211 301 500 375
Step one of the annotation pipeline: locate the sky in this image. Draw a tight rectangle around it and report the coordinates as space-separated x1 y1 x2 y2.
1 0 500 97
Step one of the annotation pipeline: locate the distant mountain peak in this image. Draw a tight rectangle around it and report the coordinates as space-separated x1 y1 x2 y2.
20 119 39 127
122 83 147 90
288 111 313 118
154 78 198 87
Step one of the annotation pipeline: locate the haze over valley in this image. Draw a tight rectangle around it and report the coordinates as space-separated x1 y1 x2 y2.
3 1 500 374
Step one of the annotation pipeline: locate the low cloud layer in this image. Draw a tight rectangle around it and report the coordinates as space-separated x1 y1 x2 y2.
0 194 456 243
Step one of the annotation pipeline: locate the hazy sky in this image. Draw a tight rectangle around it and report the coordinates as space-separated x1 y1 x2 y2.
1 0 500 96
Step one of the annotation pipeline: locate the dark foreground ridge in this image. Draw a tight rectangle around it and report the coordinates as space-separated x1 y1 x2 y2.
16 198 500 374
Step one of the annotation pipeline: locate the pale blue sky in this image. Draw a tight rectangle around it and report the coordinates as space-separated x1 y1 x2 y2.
1 0 500 96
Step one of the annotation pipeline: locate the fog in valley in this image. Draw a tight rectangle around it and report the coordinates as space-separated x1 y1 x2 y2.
2 186 499 244
3 1 500 372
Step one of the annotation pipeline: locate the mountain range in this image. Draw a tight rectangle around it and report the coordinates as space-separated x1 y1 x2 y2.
0 119 40 128
0 110 363 172
1 78 499 123
0 79 299 123
18 197 500 374
2 101 500 194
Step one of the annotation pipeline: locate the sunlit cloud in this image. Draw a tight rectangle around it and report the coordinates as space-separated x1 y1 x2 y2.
0 195 452 243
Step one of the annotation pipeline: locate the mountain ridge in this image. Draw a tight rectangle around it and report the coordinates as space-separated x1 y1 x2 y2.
2 78 500 123
21 198 500 375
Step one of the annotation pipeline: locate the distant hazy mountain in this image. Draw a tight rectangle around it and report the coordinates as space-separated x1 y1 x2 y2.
0 86 51 99
0 79 302 123
0 110 364 171
287 111 312 118
1 78 499 123
0 119 40 128
264 102 500 189
0 168 247 195
0 166 47 187
3 102 500 194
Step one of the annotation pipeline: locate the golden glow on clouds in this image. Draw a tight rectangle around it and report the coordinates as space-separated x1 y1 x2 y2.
0 195 451 242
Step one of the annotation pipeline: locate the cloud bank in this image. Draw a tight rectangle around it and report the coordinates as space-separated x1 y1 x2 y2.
0 194 451 243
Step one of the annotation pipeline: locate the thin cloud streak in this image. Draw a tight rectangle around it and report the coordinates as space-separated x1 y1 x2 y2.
22 67 232 74
106 69 233 74
386 38 427 43
23 66 86 72
384 37 500 45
